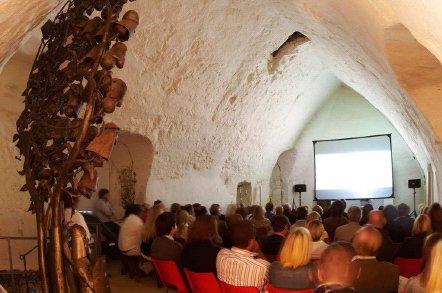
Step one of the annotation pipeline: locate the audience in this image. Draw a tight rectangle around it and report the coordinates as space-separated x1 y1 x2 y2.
324 200 348 241
308 220 329 259
397 214 432 258
259 215 289 257
150 212 183 265
335 206 361 242
425 239 442 293
216 221 269 290
368 210 395 262
142 202 165 254
428 203 442 233
181 215 221 275
351 225 399 293
175 209 190 244
404 233 442 293
292 206 308 227
265 202 275 220
312 204 324 218
194 205 208 217
383 204 402 242
359 203 373 226
275 205 284 216
94 188 120 238
315 242 356 293
393 203 414 242
269 227 314 290
119 204 148 257
225 203 237 218
170 202 181 214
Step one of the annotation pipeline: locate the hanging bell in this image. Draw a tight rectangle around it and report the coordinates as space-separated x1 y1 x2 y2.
100 42 127 70
77 168 98 198
82 17 103 37
113 10 139 42
105 78 127 107
85 122 120 160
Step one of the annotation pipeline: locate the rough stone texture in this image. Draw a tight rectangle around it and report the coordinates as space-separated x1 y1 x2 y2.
0 1 442 265
270 85 425 209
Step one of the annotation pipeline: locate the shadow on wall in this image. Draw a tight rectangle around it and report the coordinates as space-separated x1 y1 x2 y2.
78 131 154 218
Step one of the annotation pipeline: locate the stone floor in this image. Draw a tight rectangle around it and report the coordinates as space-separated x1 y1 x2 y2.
107 261 164 292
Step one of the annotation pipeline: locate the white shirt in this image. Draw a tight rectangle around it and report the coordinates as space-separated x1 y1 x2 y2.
93 198 114 222
311 240 328 259
64 208 91 243
216 247 270 290
118 214 144 256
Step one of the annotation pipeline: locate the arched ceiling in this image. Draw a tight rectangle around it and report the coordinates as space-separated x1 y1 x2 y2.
0 0 441 204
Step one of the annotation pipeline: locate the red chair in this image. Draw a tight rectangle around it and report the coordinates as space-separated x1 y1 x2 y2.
394 257 421 278
267 284 314 293
184 269 221 293
151 258 188 292
219 281 259 292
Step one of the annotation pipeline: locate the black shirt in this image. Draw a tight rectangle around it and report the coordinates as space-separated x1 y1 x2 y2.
396 234 426 259
181 242 221 275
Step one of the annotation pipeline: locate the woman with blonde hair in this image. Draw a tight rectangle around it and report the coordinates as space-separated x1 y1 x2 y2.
397 214 432 258
404 233 442 293
142 203 165 245
175 209 190 244
250 205 272 236
269 227 314 290
308 220 328 259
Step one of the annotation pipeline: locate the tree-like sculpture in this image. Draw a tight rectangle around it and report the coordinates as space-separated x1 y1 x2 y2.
14 0 139 291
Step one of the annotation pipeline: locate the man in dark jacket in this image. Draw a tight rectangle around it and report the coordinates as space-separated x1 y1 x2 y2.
259 215 289 257
368 210 395 262
150 212 183 266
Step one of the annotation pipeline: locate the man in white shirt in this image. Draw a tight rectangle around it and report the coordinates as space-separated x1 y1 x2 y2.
64 188 92 243
118 204 148 257
335 206 362 242
216 221 270 290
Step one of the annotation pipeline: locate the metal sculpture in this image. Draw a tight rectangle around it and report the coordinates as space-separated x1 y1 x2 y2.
14 0 139 291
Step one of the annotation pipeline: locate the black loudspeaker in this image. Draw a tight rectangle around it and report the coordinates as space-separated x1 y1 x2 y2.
408 179 421 189
293 184 307 193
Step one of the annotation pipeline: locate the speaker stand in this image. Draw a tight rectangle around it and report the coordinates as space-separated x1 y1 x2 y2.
298 191 302 207
412 187 417 217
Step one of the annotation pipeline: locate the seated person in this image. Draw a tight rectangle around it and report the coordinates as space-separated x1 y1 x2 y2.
394 203 414 242
351 226 399 293
63 188 91 244
118 204 148 257
368 210 395 263
269 227 314 290
93 188 120 239
259 215 289 257
216 221 270 290
292 206 308 227
150 212 183 265
397 214 432 259
181 215 221 275
265 202 276 220
324 201 348 241
404 233 442 293
249 206 272 236
308 220 328 259
315 242 357 293
335 206 361 243
424 239 442 292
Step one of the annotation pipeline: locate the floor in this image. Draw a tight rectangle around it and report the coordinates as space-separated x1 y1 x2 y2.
107 261 164 292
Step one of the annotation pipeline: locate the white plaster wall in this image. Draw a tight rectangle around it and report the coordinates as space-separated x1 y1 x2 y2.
271 85 425 209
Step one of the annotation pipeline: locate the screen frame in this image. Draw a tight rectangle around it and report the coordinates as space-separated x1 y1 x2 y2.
313 134 394 201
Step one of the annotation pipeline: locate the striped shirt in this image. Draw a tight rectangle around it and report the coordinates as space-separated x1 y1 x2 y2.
216 247 270 290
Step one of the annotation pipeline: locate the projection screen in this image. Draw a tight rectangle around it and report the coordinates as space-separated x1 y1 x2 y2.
314 134 394 200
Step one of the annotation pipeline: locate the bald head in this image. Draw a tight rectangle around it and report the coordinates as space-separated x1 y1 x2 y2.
318 242 356 285
368 210 386 229
353 225 382 256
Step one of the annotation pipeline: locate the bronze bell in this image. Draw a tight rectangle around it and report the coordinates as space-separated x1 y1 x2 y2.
85 122 120 160
77 168 98 198
82 17 103 37
100 42 127 70
106 78 127 106
114 10 139 41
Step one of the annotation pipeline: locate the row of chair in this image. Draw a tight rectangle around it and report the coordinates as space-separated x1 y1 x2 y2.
151 257 421 292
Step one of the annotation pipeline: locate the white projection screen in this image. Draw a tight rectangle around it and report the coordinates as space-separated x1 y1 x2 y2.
314 135 394 200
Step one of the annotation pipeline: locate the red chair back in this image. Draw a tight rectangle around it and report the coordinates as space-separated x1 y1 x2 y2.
267 284 313 293
394 257 421 278
220 281 259 293
151 258 188 292
184 269 221 293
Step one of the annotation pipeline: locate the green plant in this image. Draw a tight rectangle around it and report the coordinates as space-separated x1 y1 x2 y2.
119 167 137 210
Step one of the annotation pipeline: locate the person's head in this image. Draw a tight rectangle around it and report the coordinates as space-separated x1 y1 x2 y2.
282 204 291 214
352 225 382 256
195 205 208 217
306 211 321 223
398 203 410 217
348 206 362 223
155 211 177 237
188 214 219 244
418 203 426 215
383 205 398 223
340 199 347 209
98 188 109 201
230 221 255 250
426 240 442 292
143 203 165 241
271 215 290 235
227 213 243 229
307 220 325 242
312 205 323 216
362 203 373 216
183 204 194 216
296 206 308 220
279 227 312 269
368 210 386 229
421 233 442 278
235 206 248 219
125 204 148 221
153 199 162 206
275 206 283 216
265 202 274 213
252 205 265 220
209 204 221 216
428 203 442 233
378 205 384 211
192 203 201 211
226 204 237 217
317 242 356 286
330 200 345 217
412 214 432 236
176 210 189 227
170 203 181 214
